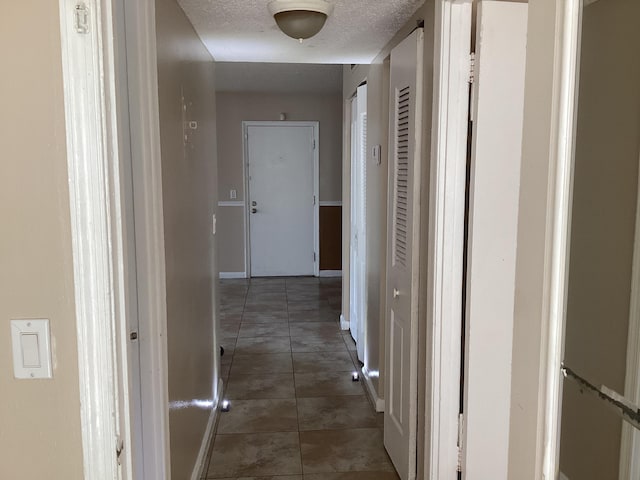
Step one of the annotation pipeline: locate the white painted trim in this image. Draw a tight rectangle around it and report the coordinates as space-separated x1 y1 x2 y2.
619 161 640 479
219 272 248 279
319 270 343 277
242 121 320 278
362 366 385 412
340 313 350 331
218 201 245 207
319 200 343 207
59 0 130 477
123 0 171 477
542 1 582 479
425 1 472 478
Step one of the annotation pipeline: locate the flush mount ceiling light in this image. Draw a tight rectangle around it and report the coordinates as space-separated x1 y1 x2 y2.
268 0 334 41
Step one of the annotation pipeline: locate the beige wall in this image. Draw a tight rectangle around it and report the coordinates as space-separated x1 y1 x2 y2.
560 0 640 477
0 2 84 479
155 0 219 478
216 91 342 273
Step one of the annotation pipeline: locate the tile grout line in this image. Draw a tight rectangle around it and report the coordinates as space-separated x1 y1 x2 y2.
285 278 305 476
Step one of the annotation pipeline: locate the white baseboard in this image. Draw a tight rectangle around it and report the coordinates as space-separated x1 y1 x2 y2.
219 272 246 279
340 314 349 331
362 367 385 412
319 270 343 277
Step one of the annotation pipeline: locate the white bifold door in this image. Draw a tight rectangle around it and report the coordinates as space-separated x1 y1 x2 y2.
384 27 424 480
383 3 528 480
350 83 368 362
246 123 318 277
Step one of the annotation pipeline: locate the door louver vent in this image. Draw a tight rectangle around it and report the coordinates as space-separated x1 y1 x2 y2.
394 86 411 267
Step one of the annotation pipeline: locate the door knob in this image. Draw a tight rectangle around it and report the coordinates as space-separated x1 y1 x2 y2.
251 201 257 207
251 208 257 214
393 288 400 299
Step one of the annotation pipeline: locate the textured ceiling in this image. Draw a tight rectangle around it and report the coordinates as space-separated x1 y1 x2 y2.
215 63 342 93
176 0 425 64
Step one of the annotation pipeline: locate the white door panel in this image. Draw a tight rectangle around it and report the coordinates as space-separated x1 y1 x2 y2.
384 27 424 480
350 84 368 362
247 124 316 277
463 2 528 479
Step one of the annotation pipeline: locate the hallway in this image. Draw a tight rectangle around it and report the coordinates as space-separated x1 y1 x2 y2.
204 277 399 479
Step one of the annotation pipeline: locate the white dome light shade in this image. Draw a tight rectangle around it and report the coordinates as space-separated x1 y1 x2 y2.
268 0 334 40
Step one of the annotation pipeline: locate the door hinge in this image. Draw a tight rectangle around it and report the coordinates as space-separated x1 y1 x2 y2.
312 139 316 150
313 252 317 262
469 52 476 84
74 4 90 34
457 413 465 473
116 436 124 465
313 195 317 206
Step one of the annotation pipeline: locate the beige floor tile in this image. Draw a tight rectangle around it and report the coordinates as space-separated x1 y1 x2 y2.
207 432 302 478
299 429 394 474
239 323 290 338
226 373 295 399
292 352 355 373
217 398 298 434
294 371 365 397
287 310 339 323
242 311 289 323
289 322 342 337
214 477 302 480
231 353 293 374
297 396 378 431
221 322 241 337
290 334 348 353
303 473 399 480
235 336 291 354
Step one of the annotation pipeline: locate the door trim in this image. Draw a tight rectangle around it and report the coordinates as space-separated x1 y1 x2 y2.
620 154 640 479
421 0 472 477
542 1 582 478
59 0 133 476
242 121 320 277
123 0 172 477
59 0 171 478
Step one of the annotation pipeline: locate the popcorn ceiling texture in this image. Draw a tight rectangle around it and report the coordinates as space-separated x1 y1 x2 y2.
176 0 425 63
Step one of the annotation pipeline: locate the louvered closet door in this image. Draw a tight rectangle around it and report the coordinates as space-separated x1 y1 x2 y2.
384 27 424 480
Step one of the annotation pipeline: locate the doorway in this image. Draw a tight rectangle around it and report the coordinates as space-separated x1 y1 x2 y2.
243 121 320 277
349 84 368 361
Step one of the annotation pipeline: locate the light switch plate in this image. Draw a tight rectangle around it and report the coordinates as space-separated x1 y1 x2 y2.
10 319 52 379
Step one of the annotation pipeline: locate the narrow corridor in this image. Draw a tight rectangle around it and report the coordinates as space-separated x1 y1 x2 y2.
204 277 399 479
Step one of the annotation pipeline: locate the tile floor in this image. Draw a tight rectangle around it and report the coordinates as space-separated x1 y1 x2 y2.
204 277 400 480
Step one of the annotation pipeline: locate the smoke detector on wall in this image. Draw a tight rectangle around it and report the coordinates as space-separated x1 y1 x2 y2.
268 0 334 42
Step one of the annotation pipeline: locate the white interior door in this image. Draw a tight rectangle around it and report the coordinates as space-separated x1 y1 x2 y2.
384 28 424 480
350 84 368 361
462 2 528 479
247 123 316 277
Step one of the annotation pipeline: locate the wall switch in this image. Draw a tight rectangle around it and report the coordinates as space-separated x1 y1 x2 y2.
230 189 237 200
10 319 52 379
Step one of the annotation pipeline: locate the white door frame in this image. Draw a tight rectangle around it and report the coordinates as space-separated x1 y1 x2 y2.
422 0 472 477
242 121 320 277
59 0 170 478
542 0 583 478
620 153 640 479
